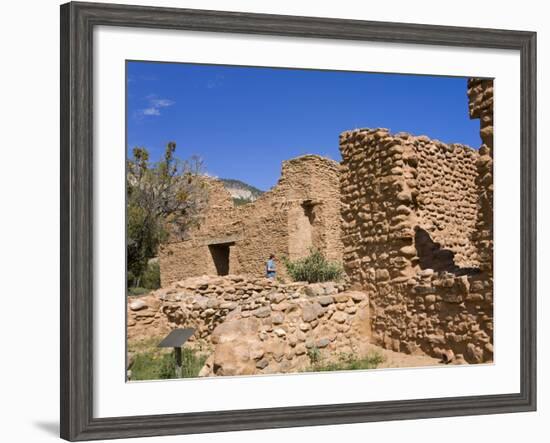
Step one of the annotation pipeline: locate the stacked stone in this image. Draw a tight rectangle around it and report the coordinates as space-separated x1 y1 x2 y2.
340 129 480 284
128 275 373 375
339 127 493 363
157 275 279 342
367 269 493 364
414 138 480 268
468 78 494 148
340 128 419 289
200 284 371 376
127 296 166 340
467 79 494 364
127 275 275 343
468 78 494 275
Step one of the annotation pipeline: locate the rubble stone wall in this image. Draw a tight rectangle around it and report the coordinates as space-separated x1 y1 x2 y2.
339 127 493 363
159 155 342 285
340 129 480 286
128 275 370 376
368 269 493 362
468 78 494 274
415 140 480 268
340 129 414 289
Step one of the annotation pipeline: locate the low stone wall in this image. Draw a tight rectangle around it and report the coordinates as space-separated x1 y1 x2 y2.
127 295 169 342
199 287 370 376
128 275 371 375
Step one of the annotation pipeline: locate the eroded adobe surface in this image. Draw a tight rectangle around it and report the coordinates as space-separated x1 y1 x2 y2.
159 155 342 285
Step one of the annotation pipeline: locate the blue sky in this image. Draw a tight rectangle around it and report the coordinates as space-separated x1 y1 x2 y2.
127 61 480 191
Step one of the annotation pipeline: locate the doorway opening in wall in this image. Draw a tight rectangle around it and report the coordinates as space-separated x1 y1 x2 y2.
303 200 316 225
288 201 316 260
208 243 232 276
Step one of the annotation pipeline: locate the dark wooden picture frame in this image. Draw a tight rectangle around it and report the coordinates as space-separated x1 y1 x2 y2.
60 1 537 441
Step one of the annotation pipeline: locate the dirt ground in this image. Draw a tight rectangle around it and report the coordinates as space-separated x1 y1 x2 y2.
365 344 444 369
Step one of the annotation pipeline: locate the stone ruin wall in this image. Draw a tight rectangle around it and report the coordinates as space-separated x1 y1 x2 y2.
128 274 370 376
340 127 493 363
468 78 494 275
159 155 342 286
340 129 480 287
158 180 238 280
414 138 480 269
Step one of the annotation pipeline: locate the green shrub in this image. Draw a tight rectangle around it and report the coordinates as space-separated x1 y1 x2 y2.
127 270 136 288
282 249 343 283
141 261 161 289
128 287 150 297
129 348 207 380
232 197 252 206
307 346 321 365
127 260 161 295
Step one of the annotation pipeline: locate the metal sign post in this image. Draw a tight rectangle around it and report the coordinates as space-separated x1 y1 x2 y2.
174 347 183 378
158 328 195 378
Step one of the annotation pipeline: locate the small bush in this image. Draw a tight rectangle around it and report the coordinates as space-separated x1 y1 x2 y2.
128 287 150 297
283 249 343 283
127 260 161 295
141 261 161 289
129 348 207 380
233 197 252 206
307 346 321 365
305 351 384 373
127 270 136 288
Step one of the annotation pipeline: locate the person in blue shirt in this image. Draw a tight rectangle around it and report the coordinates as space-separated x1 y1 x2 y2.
266 254 276 279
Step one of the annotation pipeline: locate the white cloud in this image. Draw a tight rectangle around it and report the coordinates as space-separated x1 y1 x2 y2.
135 94 175 118
141 107 160 116
150 98 174 107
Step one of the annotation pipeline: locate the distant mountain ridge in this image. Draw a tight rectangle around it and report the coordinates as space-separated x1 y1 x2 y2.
219 178 264 205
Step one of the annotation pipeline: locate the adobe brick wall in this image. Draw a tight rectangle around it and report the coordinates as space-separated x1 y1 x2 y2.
159 155 342 285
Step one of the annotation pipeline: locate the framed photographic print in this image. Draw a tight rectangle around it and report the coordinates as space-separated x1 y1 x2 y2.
60 1 537 441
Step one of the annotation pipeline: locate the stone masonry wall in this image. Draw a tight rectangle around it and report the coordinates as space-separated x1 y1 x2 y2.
468 78 494 274
340 129 415 289
340 128 479 287
128 275 370 376
340 127 493 363
159 155 342 285
415 139 480 269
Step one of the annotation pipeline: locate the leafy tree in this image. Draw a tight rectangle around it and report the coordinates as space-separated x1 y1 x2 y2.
127 142 206 286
